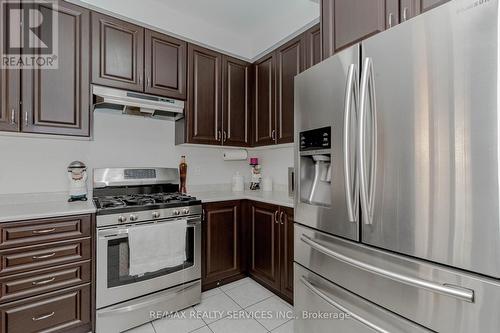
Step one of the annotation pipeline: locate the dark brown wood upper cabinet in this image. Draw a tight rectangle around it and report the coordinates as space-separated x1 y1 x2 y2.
400 0 421 22
248 201 281 291
386 0 400 29
22 1 90 136
421 0 449 12
91 12 144 92
253 53 276 146
144 30 187 99
0 0 20 132
305 24 322 69
202 201 243 288
321 0 335 59
276 36 305 144
187 44 222 145
280 207 294 304
222 56 251 147
334 0 386 52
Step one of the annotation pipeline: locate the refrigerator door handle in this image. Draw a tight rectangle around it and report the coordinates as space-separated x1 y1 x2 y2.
359 57 378 225
300 276 390 333
300 234 475 303
343 64 359 223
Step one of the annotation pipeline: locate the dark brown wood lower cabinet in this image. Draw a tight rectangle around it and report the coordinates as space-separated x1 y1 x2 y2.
280 207 294 304
248 201 294 302
0 284 91 333
202 201 244 290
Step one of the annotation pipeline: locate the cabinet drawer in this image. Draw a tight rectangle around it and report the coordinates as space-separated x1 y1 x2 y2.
0 284 91 333
0 215 92 249
0 239 91 276
0 261 91 304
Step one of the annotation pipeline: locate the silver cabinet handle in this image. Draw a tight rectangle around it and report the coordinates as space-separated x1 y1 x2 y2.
358 58 377 225
300 277 389 333
271 129 276 141
10 108 15 125
223 130 227 142
147 77 151 87
402 7 408 21
216 130 222 142
343 64 359 223
139 75 143 85
32 277 56 285
32 252 56 260
24 110 28 126
279 211 284 225
274 210 279 224
32 228 56 234
300 234 475 303
388 12 394 28
32 312 55 321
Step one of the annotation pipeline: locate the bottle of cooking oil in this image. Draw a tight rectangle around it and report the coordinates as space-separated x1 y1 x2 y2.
179 156 187 194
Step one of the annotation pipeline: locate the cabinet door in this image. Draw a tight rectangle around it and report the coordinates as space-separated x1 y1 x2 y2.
253 53 276 146
187 44 222 145
321 0 335 59
249 201 281 291
400 0 421 22
0 0 20 132
280 207 294 303
386 0 400 29
222 56 251 147
202 201 241 287
144 30 187 99
305 24 322 69
276 36 305 144
22 1 90 136
334 0 386 52
91 12 144 92
421 0 449 12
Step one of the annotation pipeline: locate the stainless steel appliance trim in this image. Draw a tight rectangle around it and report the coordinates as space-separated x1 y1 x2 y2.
93 167 180 188
300 276 389 333
367 58 378 223
98 280 199 316
343 64 359 223
300 234 475 303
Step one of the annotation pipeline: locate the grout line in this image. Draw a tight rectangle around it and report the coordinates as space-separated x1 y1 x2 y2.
269 318 293 332
150 322 158 333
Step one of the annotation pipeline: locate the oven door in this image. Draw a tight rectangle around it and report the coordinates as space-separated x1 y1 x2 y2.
96 216 201 309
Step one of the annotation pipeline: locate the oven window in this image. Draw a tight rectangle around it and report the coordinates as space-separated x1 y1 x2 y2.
107 227 194 288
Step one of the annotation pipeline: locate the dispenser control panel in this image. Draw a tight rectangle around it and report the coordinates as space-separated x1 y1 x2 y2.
300 127 331 151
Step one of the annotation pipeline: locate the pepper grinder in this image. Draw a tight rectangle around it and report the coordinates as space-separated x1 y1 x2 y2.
179 156 187 194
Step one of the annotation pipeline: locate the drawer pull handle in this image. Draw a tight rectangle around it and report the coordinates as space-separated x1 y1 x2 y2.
32 277 56 285
32 312 55 321
32 228 56 234
32 252 56 260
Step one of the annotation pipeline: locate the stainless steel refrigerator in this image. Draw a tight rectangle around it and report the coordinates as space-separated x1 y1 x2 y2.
294 0 500 332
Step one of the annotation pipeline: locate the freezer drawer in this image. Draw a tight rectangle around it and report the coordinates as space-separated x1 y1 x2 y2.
295 223 500 333
294 263 431 333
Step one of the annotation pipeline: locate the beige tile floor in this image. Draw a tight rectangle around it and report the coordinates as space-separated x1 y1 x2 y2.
125 278 294 333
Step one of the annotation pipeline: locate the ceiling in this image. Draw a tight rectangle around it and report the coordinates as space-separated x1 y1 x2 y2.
75 0 320 61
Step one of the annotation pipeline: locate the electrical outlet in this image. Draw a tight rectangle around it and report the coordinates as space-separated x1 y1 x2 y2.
192 166 202 176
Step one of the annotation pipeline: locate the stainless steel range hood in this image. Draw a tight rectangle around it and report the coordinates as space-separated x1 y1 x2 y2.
92 85 184 120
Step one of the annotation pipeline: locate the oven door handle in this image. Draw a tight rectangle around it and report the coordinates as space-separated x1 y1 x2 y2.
98 280 200 316
98 218 200 240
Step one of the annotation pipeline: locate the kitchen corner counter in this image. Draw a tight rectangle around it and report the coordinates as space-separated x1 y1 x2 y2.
0 192 96 223
189 189 294 208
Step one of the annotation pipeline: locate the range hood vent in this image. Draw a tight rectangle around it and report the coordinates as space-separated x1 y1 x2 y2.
92 85 184 120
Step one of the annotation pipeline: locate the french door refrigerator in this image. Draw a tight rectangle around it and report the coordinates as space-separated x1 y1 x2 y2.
294 0 500 332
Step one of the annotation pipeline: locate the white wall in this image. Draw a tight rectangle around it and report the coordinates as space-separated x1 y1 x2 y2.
249 147 294 187
0 110 249 195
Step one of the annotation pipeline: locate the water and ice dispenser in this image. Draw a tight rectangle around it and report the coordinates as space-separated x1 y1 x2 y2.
299 127 332 207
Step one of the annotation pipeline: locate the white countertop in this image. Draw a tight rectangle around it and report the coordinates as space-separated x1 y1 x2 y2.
189 188 294 208
0 192 96 223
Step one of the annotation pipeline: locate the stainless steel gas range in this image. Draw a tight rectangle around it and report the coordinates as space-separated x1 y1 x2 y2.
93 168 202 333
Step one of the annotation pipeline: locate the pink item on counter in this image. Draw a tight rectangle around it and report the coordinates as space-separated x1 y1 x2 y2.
249 157 259 165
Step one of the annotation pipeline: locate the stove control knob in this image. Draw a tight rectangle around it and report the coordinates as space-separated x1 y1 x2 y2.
118 215 127 223
129 214 138 222
152 212 161 219
182 208 190 215
173 210 181 216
